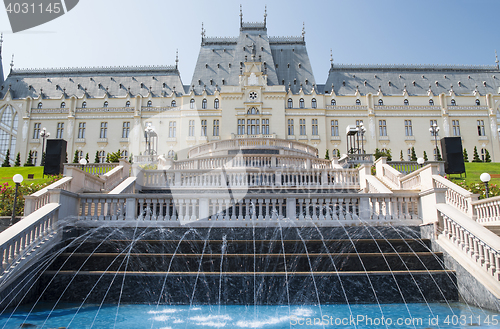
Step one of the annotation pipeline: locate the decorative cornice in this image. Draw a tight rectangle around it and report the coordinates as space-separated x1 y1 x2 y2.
11 65 178 76
330 63 499 72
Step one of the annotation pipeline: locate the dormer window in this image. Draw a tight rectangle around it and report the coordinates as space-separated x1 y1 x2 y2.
355 99 361 105
37 102 43 109
222 79 225 85
429 99 434 106
451 99 456 106
311 98 317 109
202 99 207 109
198 79 201 85
294 79 297 85
82 101 87 108
147 100 152 107
378 99 383 106
298 63 302 68
103 101 108 108
287 98 293 108
60 102 66 108
305 79 309 85
476 99 481 106
214 98 219 109
331 99 336 106
299 98 305 108
190 99 195 109
404 99 409 106
171 100 176 107
125 101 131 107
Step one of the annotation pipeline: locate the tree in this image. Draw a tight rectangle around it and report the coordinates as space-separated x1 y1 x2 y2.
106 153 110 163
14 152 21 167
108 150 121 163
325 149 330 160
485 149 491 163
85 153 89 162
400 150 404 161
463 148 469 162
423 151 428 162
41 152 46 166
94 151 99 163
174 153 178 161
410 147 417 161
374 148 382 160
472 146 481 162
24 150 34 167
386 149 392 161
73 150 79 163
2 149 11 167
336 149 340 158
436 147 442 161
65 152 68 163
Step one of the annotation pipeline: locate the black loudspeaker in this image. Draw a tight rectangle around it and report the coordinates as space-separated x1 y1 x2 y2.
43 139 67 175
440 137 465 174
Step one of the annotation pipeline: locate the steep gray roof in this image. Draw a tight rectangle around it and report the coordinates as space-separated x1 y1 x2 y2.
0 34 4 86
325 64 500 96
0 65 184 100
190 21 316 95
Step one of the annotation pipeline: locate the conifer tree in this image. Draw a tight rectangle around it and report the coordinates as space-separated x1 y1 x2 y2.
436 147 442 161
423 151 428 162
386 149 392 161
24 150 34 167
65 152 68 163
41 152 46 166
2 149 11 167
73 150 79 163
325 149 330 160
400 150 404 161
85 153 89 162
129 153 133 164
336 149 340 158
485 149 491 163
463 148 469 162
472 146 481 162
411 147 417 161
95 151 100 163
14 152 21 167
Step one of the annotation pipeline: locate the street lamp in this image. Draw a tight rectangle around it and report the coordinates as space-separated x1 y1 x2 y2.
480 172 491 199
144 123 155 157
429 123 440 160
40 127 50 163
417 157 425 168
11 174 23 225
359 122 366 154
79 158 87 171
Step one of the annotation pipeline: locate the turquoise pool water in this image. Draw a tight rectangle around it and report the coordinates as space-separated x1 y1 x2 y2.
1 303 499 328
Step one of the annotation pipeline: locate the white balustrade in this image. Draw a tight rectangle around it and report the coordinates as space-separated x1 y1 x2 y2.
65 163 119 175
24 177 72 216
473 196 500 224
433 175 478 215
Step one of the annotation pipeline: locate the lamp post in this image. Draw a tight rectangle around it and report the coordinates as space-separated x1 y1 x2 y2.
359 122 366 154
79 158 87 171
417 157 425 168
429 123 440 160
11 174 23 225
480 172 491 199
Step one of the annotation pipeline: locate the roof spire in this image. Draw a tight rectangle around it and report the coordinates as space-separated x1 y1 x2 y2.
175 49 179 69
201 22 205 40
496 50 499 69
240 4 243 27
302 22 305 40
10 54 14 72
330 49 333 68
264 5 267 27
0 33 3 84
0 33 3 56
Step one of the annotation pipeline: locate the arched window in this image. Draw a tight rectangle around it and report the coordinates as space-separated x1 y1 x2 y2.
60 102 66 108
0 106 18 164
171 100 176 107
429 99 434 106
190 99 195 109
168 150 175 158
103 101 108 108
247 107 259 115
214 98 219 109
202 99 207 109
121 150 128 160
451 99 456 106
32 151 38 166
404 99 409 105
311 98 317 109
476 99 481 106
287 98 293 108
99 151 106 163
147 100 152 107
125 101 130 107
37 102 43 109
82 101 87 108
355 99 361 105
378 99 383 106
299 98 305 108
331 99 336 106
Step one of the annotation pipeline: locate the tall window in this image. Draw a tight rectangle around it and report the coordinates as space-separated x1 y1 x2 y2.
261 119 269 135
201 120 207 136
122 122 130 138
476 99 481 106
100 122 108 138
311 98 317 109
299 119 306 135
430 120 438 136
481 148 487 161
355 99 361 105
404 99 409 105
452 120 460 136
103 101 108 108
78 122 86 138
168 150 175 158
60 102 66 109
238 119 245 135
33 123 41 139
288 119 294 135
147 100 153 107
213 120 219 136
404 120 413 136
288 98 293 108
247 119 260 135
77 151 83 161
407 148 412 161
477 120 485 136
379 120 387 136
171 100 176 107
312 119 318 135
202 99 207 109
82 101 87 108
214 98 219 109
429 99 434 106
125 101 131 107
356 120 363 137
98 151 106 163
32 151 38 166
37 102 43 109
331 120 339 136
299 98 305 109
378 99 383 106
169 121 176 138
189 120 195 136
190 99 195 109
331 99 336 106
0 106 18 161
56 122 64 138
121 150 128 160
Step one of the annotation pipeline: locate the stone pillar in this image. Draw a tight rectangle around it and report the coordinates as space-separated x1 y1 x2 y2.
286 198 296 220
126 197 137 220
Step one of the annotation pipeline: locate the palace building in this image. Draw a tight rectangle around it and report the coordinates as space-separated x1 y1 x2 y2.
1 12 500 164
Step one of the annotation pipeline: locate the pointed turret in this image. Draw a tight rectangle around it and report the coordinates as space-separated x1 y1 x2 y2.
0 33 4 85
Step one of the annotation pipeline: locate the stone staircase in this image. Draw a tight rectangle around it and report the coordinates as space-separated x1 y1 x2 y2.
39 227 458 305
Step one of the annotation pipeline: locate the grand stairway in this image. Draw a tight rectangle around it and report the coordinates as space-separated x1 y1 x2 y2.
39 227 458 305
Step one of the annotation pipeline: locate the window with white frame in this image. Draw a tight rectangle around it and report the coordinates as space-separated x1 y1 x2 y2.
452 120 460 136
214 98 219 109
121 150 128 160
60 102 66 109
103 101 108 108
312 119 318 135
247 119 260 135
56 122 64 139
100 122 108 138
189 120 195 137
147 100 152 107
481 148 487 161
171 100 176 107
378 99 383 106
122 122 130 138
429 99 434 106
32 151 38 165
201 120 207 136
82 101 87 108
407 148 411 161
98 151 106 163
299 119 306 135
238 119 245 135
430 120 438 136
331 120 339 136
125 101 130 107
213 120 219 136
77 150 83 161
404 99 409 105
477 120 485 136
404 120 413 136
355 99 361 105
261 119 269 135
288 98 293 108
33 123 41 139
190 99 195 109
379 120 387 136
78 122 86 138
202 99 207 109
331 99 336 106
169 121 176 138
311 98 317 109
37 102 43 109
0 106 18 162
299 98 305 108
451 99 456 106
288 119 294 135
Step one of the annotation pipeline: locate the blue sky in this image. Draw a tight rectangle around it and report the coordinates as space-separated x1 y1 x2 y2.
1 0 499 84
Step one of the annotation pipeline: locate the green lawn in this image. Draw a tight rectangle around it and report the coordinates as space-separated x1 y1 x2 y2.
447 162 500 186
0 167 57 186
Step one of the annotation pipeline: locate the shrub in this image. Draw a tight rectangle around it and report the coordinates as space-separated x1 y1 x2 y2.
2 149 11 167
